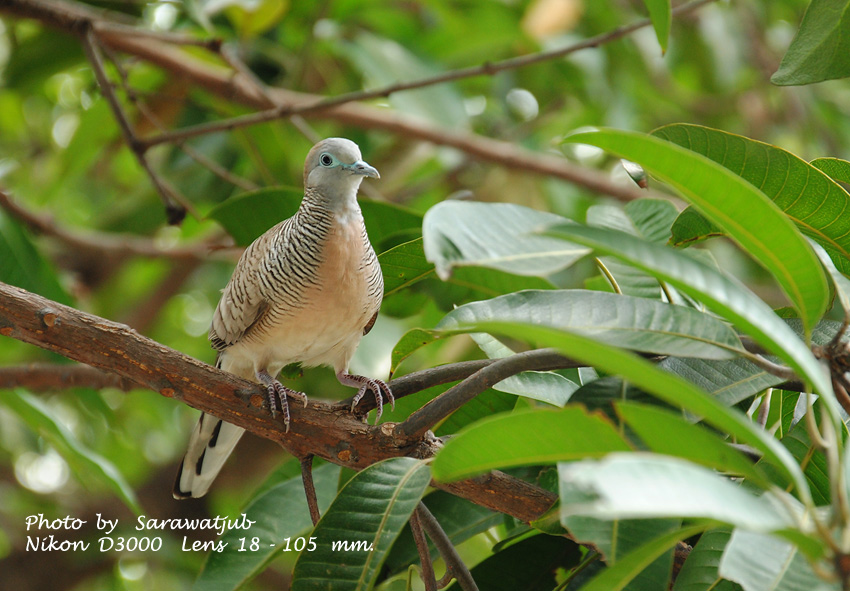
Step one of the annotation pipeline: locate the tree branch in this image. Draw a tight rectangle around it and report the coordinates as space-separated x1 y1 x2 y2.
0 0 687 203
0 189 234 265
80 26 192 224
0 281 556 524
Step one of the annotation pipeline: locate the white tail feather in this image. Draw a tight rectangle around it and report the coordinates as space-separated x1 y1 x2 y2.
173 414 245 499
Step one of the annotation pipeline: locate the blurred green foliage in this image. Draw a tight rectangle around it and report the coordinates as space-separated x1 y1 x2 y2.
1 0 848 589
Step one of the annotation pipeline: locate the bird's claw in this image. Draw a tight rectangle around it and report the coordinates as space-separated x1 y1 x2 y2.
349 376 394 423
259 374 308 433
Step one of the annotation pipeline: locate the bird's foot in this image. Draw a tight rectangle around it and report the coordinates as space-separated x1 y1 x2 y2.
256 370 308 432
337 371 394 422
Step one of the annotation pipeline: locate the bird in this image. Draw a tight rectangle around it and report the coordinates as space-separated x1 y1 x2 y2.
173 138 393 499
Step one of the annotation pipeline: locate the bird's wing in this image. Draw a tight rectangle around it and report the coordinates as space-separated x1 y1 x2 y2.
209 219 289 351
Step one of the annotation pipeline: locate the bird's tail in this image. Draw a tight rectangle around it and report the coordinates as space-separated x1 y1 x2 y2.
173 354 247 499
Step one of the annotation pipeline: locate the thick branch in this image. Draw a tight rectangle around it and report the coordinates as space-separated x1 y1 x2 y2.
0 281 555 524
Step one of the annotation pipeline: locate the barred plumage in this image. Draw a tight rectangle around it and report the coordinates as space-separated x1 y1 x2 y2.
175 138 393 499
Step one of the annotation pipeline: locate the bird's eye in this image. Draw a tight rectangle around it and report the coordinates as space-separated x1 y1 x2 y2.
319 153 334 167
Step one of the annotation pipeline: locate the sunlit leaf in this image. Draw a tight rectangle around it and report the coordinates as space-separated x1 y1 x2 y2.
565 128 829 334
291 458 430 591
422 200 588 280
431 406 632 482
654 124 850 275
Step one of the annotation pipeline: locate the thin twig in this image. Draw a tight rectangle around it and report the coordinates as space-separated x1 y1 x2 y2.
0 189 234 271
300 455 321 526
416 503 478 591
138 0 717 152
410 508 438 591
81 26 194 223
92 21 223 49
100 43 258 192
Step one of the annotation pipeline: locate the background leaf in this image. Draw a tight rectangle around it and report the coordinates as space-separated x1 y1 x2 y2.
771 0 850 85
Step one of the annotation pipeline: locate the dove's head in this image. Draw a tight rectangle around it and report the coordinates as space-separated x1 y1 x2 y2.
304 138 380 202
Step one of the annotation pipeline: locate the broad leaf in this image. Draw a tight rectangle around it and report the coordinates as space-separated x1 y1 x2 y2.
195 463 340 590
437 289 746 360
642 0 672 53
654 124 850 275
616 402 771 487
718 529 837 591
422 200 588 280
673 529 741 591
431 406 632 482
2 389 139 514
558 454 794 532
580 522 710 591
565 128 829 334
771 0 850 85
291 457 430 591
543 225 832 405
587 199 680 298
457 321 807 493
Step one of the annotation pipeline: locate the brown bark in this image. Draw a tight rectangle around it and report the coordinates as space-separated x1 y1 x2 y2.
0 281 556 523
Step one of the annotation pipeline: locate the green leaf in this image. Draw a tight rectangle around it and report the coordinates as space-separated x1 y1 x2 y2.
437 289 746 360
0 210 71 305
673 529 741 591
616 402 771 487
3 30 84 90
669 206 723 247
207 187 301 246
771 0 850 85
195 463 340 590
458 321 806 493
642 0 672 54
422 201 588 280
660 357 784 408
810 157 850 185
565 127 829 334
811 241 850 315
543 224 833 405
580 522 710 591
431 406 632 482
220 0 289 37
718 529 838 590
383 491 502 575
654 124 850 275
1 389 140 514
291 458 430 591
588 199 680 298
469 332 578 407
208 188 422 250
379 238 434 298
558 454 793 531
446 534 581 591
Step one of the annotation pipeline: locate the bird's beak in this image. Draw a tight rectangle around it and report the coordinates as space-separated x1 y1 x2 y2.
348 160 380 179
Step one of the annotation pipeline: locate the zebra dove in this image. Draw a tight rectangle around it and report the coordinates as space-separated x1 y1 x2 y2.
174 138 393 499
